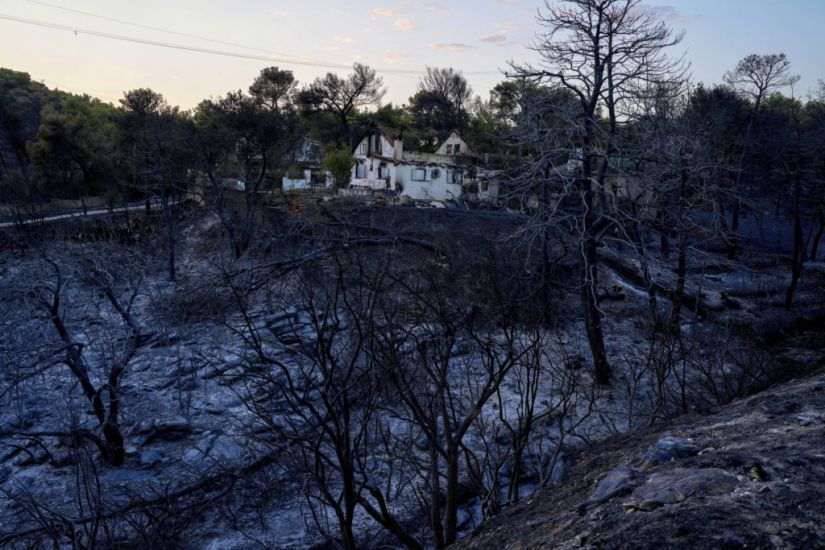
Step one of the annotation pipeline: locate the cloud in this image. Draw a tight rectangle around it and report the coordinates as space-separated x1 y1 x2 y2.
394 18 415 32
334 36 354 43
501 21 529 32
497 0 532 14
479 32 508 43
372 7 394 17
429 42 475 50
324 46 342 52
383 50 407 64
646 5 693 23
269 10 294 17
427 5 449 13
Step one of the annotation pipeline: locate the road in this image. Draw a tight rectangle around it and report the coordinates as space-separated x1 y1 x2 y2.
0 198 171 229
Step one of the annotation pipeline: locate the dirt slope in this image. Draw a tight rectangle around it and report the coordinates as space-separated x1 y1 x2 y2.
456 369 825 549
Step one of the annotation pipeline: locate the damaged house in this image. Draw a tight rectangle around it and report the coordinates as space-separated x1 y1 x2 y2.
350 126 481 201
282 138 333 191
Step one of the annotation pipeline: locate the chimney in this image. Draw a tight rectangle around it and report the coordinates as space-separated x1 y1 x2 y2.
394 132 404 161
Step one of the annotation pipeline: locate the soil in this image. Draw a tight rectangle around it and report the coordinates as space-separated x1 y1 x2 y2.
456 366 825 549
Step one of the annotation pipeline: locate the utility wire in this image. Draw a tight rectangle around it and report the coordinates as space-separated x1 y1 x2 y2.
0 12 501 77
24 0 328 64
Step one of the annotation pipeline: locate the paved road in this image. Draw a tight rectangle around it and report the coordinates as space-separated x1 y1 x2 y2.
0 198 171 229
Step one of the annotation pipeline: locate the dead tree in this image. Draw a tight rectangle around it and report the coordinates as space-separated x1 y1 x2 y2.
368 262 538 549
508 0 685 385
0 250 149 466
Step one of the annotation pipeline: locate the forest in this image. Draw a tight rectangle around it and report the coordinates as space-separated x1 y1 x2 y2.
1 0 824 548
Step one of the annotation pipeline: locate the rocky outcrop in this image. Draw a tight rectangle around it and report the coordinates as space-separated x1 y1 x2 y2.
456 369 825 549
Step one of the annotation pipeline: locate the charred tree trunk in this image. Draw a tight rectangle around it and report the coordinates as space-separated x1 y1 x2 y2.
582 236 611 385
785 171 804 308
670 232 688 334
162 183 176 283
810 207 824 261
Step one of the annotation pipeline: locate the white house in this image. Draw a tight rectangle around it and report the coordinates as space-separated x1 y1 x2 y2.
350 127 478 202
282 138 333 191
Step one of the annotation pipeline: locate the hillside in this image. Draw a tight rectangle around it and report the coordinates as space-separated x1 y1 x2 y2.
457 366 825 549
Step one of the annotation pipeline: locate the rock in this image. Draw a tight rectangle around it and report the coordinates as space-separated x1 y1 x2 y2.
643 436 700 466
155 416 190 433
139 449 163 467
125 446 139 457
588 465 640 506
50 452 76 468
624 468 740 511
207 394 242 414
182 447 204 464
18 447 49 466
210 436 244 461
132 419 155 435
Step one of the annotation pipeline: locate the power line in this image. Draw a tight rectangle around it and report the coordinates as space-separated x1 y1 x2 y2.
0 12 502 78
24 0 329 65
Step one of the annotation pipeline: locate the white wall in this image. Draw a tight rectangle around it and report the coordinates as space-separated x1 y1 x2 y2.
435 132 473 157
351 133 397 190
283 170 333 191
395 164 462 201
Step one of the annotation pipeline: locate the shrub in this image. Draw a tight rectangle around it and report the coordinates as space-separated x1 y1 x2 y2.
323 148 354 189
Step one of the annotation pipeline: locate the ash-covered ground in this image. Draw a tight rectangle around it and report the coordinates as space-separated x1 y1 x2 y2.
1 199 823 549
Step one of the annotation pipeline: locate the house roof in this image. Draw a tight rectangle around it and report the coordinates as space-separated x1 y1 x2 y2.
352 123 398 153
401 151 464 167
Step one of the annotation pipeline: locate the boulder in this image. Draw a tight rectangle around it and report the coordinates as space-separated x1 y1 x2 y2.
210 436 244 462
155 416 191 434
624 468 739 511
139 449 163 467
132 419 155 435
643 436 700 466
589 465 640 505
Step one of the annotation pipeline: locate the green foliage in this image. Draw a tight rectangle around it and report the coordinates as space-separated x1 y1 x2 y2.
249 67 297 110
0 68 50 178
285 165 305 180
27 92 120 199
323 148 354 188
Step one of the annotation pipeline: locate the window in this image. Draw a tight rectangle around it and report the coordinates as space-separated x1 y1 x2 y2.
453 144 461 155
412 168 426 181
448 170 463 184
356 161 366 179
358 143 367 156
446 144 453 155
431 168 440 179
372 135 383 155
378 163 387 178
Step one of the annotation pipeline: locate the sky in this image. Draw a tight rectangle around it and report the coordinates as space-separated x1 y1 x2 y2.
0 0 823 109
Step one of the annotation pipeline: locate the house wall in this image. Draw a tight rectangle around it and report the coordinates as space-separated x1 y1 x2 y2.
283 170 333 191
395 164 462 201
350 133 396 190
435 132 472 157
